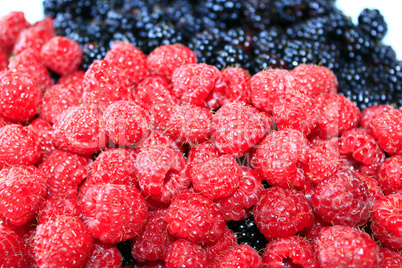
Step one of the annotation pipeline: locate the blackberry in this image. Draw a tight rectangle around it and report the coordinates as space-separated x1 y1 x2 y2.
90 0 124 20
215 44 250 70
221 28 254 52
282 39 319 69
273 0 334 24
53 12 84 36
373 62 402 108
188 28 224 65
166 0 201 38
358 8 388 41
243 0 276 30
250 53 287 74
43 0 92 19
81 42 108 69
252 26 287 57
342 26 375 60
315 42 341 70
327 9 354 38
116 239 135 267
197 0 244 27
110 31 149 53
146 22 184 53
286 16 330 42
104 9 137 33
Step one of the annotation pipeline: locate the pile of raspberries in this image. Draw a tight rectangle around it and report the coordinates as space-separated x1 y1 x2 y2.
0 11 402 268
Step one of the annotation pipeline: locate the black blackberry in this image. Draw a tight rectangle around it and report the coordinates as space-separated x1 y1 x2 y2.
67 20 108 47
81 42 108 69
43 0 92 19
372 62 402 107
215 44 251 70
273 0 334 24
285 16 330 43
166 0 201 38
116 239 135 267
250 53 287 74
327 9 354 38
53 12 85 36
104 9 137 33
146 22 185 53
188 28 224 65
342 26 375 60
110 31 149 53
90 0 124 20
197 0 244 27
282 39 319 69
371 44 397 67
252 26 287 56
243 0 276 30
358 8 388 41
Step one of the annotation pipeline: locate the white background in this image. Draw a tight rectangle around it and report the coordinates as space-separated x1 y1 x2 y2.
0 0 401 59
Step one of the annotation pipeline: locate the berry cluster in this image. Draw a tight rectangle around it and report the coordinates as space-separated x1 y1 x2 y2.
0 10 402 268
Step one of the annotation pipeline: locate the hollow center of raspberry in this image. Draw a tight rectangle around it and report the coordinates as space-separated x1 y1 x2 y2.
282 257 303 268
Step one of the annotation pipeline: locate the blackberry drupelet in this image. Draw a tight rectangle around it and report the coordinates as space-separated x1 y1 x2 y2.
146 22 184 53
215 44 250 70
81 42 108 69
358 8 388 41
342 26 375 60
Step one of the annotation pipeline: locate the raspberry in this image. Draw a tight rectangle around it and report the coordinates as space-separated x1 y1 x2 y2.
221 67 250 105
33 17 54 34
80 184 148 244
314 93 360 139
191 155 242 200
0 115 13 127
314 225 379 268
211 102 265 157
259 111 274 133
166 189 225 244
104 41 148 86
262 235 318 268
133 75 180 110
210 244 262 268
137 130 183 154
0 165 46 226
371 109 402 155
188 141 221 170
53 104 108 155
164 239 209 268
250 69 296 113
371 194 402 250
312 169 372 226
203 226 237 262
0 11 30 53
0 70 42 122
23 228 36 268
0 124 40 167
39 83 83 124
378 248 402 267
82 60 132 110
57 70 85 88
356 172 384 204
39 150 92 198
253 187 314 239
34 216 93 268
40 36 82 75
204 79 227 110
216 166 264 221
132 209 175 262
37 197 82 225
172 63 225 106
291 64 338 98
360 104 392 131
103 101 151 146
84 242 122 268
0 225 27 268
251 130 309 188
13 24 55 55
28 118 55 163
0 49 9 70
299 216 329 241
378 155 402 194
147 44 197 81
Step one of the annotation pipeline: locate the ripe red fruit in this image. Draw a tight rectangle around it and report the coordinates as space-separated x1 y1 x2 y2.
203 226 237 262
371 109 402 155
377 155 402 194
57 70 85 88
164 239 209 268
0 49 9 70
84 242 122 268
221 67 250 105
210 244 262 268
0 225 27 268
0 11 30 52
356 172 384 204
188 141 221 170
378 248 402 268
360 104 392 131
37 197 82 224
28 118 55 164
13 24 55 55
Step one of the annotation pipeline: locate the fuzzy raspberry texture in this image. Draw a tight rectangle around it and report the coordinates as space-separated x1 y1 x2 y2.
221 67 250 105
172 63 225 106
312 169 371 227
262 236 318 268
0 225 27 268
212 102 265 157
371 194 402 250
0 124 40 167
360 104 392 131
39 150 91 198
314 93 360 139
0 11 30 52
80 184 148 244
37 197 82 224
299 216 329 241
164 239 209 268
84 242 122 268
166 189 225 244
0 49 9 70
103 101 151 146
138 130 183 154
82 60 131 110
371 109 402 155
378 248 402 268
378 155 402 194
211 244 262 268
357 172 384 204
40 36 82 75
0 70 42 122
53 104 108 155
253 187 314 239
188 141 221 170
203 227 237 262
13 24 55 55
57 70 85 88
252 130 309 188
105 41 148 86
291 64 338 98
34 216 93 268
28 118 55 163
132 209 175 263
147 44 197 81
250 69 296 113
314 225 379 268
22 228 36 268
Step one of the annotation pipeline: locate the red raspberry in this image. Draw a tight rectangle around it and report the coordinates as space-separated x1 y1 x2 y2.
164 239 209 268
216 166 264 221
80 184 148 244
262 235 318 268
203 226 237 262
188 141 221 169
371 109 402 155
0 11 30 52
105 41 148 86
133 75 180 110
299 216 329 241
172 63 225 106
166 189 225 244
40 36 82 75
33 17 55 34
137 130 183 154
312 169 371 226
272 91 318 135
0 225 27 268
314 225 379 268
212 102 265 157
104 101 151 146
0 70 42 122
204 80 227 110
210 244 262 268
371 194 402 250
13 24 55 55
252 130 309 188
83 60 132 110
28 118 55 163
253 187 314 239
378 248 402 268
0 114 13 127
57 70 85 88
132 209 175 262
39 150 92 198
84 242 122 268
314 93 360 139
250 69 296 113
34 216 93 268
37 197 82 225
191 155 242 200
356 172 384 204
360 104 392 131
0 49 9 70
53 104 108 155
23 228 37 268
221 67 250 105
0 124 40 167
259 111 274 133
147 44 197 81
291 64 338 98
378 155 402 194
